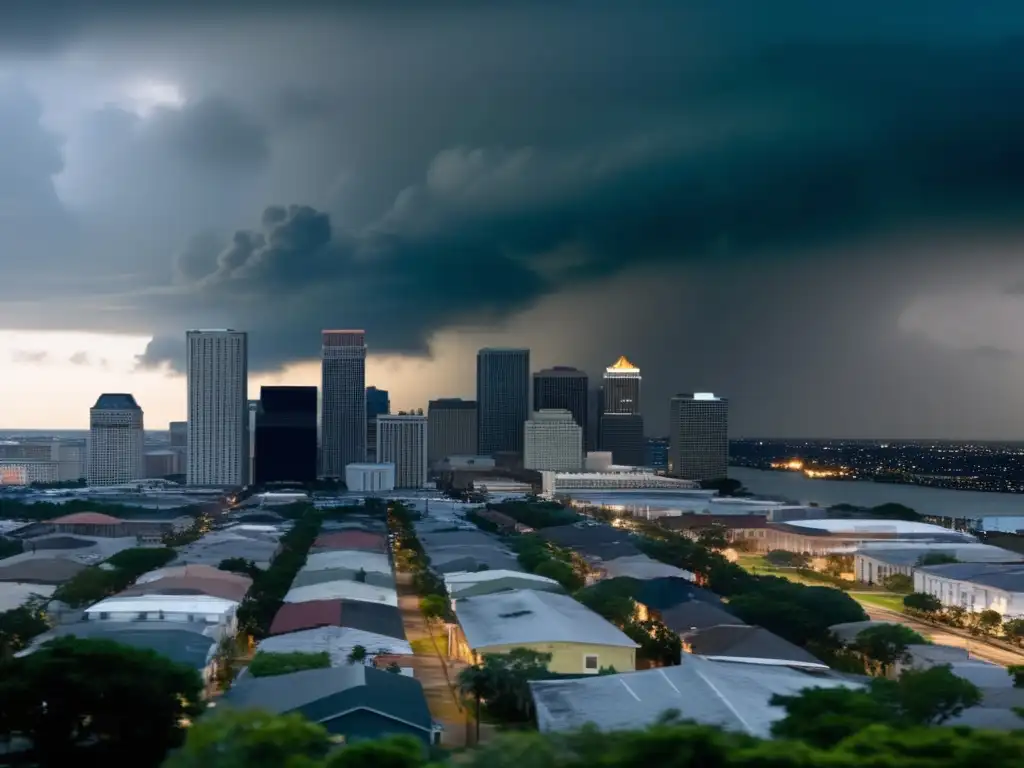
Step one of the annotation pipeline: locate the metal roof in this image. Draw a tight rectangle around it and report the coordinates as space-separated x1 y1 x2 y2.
49 512 123 525
917 562 1024 591
85 594 238 615
686 626 823 666
782 519 976 538
302 550 392 575
856 544 1024 567
531 656 861 737
284 581 398 607
257 626 412 665
455 589 637 650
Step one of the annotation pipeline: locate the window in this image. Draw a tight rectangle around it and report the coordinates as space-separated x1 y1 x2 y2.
99 612 109 620
583 654 599 673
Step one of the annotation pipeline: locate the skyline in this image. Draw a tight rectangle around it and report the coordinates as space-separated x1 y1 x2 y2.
5 3 1024 438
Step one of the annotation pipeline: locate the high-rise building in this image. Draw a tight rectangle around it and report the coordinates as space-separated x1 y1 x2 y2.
186 329 248 486
427 398 477 463
88 393 145 486
587 387 603 451
600 356 645 466
0 440 84 482
321 330 367 477
169 421 187 477
366 386 390 462
645 436 670 472
524 409 583 471
254 386 318 485
377 414 428 489
476 348 530 457
533 367 588 446
669 393 729 482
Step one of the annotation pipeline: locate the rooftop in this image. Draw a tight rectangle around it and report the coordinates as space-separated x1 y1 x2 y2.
530 656 861 737
312 530 388 553
291 567 394 590
136 564 253 586
283 580 398 607
269 599 406 639
600 554 694 581
855 544 1024 567
0 582 57 612
455 589 637 650
23 622 216 670
606 355 639 373
917 562 1024 591
780 519 976 539
119 575 251 603
49 512 123 525
302 550 392 575
659 602 747 634
92 393 141 410
685 625 825 667
257 626 412 666
631 577 722 611
0 556 87 584
85 593 238 616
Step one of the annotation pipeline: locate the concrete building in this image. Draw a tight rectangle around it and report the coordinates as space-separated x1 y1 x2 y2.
0 460 60 485
186 329 248 487
477 348 530 458
524 409 583 471
169 421 187 476
753 519 976 556
145 450 179 478
377 414 428 489
855 543 1024 584
345 463 396 493
321 330 367 478
914 563 1024 616
366 386 390 462
88 394 145 486
533 367 589 446
427 398 477 464
600 357 644 466
668 393 728 482
0 440 84 482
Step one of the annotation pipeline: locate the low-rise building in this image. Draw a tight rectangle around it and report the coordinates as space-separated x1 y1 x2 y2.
752 519 976 556
269 598 407 640
345 463 396 493
854 543 1024 584
444 569 564 601
283 580 398 607
683 625 826 668
302 550 392 575
292 567 395 590
450 589 638 674
256 626 413 666
312 530 388 553
913 562 1024 615
84 594 239 634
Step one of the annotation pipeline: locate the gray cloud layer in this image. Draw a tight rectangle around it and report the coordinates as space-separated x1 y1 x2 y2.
4 3 1024 435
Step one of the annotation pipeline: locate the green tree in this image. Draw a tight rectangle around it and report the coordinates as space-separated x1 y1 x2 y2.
533 558 585 592
881 573 914 593
764 550 810 568
457 649 552 728
105 546 177 577
917 552 959 566
324 735 425 768
0 636 202 763
822 554 852 578
972 609 1003 636
1008 665 1024 688
626 619 682 666
873 664 982 724
218 557 262 578
771 686 893 748
166 708 332 768
903 591 942 614
346 645 368 665
695 525 729 552
0 604 50 656
1004 617 1024 646
870 503 920 521
249 650 331 678
420 594 451 623
850 624 924 676
574 580 637 626
52 566 121 607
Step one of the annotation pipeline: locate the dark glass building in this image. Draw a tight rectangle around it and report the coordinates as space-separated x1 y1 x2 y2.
366 386 391 461
254 386 318 484
533 367 589 446
477 348 530 457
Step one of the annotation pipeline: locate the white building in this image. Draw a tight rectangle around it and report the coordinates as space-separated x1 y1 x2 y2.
524 409 583 472
913 562 1024 616
542 470 701 494
87 394 145 487
84 594 239 634
346 463 396 493
855 543 1024 584
186 329 248 486
377 414 428 488
0 460 60 486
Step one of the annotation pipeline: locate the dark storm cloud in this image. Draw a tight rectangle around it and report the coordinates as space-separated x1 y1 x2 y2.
150 97 269 171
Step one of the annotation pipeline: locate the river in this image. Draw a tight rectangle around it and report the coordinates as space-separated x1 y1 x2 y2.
730 467 1024 531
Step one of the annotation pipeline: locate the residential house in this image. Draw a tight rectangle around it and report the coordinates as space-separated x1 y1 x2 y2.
257 626 412 666
223 665 438 746
303 551 393 576
444 569 564 600
291 567 395 590
450 589 637 674
682 625 825 668
914 562 1024 615
269 599 407 640
283 581 398 607
597 554 693 582
312 531 389 554
84 594 239 635
530 655 862 736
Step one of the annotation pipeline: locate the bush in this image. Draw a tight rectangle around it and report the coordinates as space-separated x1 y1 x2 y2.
903 592 942 614
764 550 810 568
249 650 331 678
881 574 914 593
105 547 176 577
486 500 580 529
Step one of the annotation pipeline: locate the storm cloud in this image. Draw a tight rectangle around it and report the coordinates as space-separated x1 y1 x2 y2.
5 2 1024 435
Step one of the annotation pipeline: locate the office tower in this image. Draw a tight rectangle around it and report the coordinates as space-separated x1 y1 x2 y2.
254 386 318 484
524 409 583 471
645 437 670 472
366 386 390 462
87 394 145 486
186 329 248 486
169 421 187 477
427 398 478 463
669 393 729 482
247 399 259 486
533 367 589 446
377 414 428 488
476 348 530 457
321 330 367 477
587 387 603 451
600 356 645 466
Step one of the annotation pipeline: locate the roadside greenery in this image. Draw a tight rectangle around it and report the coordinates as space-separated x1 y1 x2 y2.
574 579 681 666
512 534 586 592
52 546 178 608
849 624 926 675
388 502 455 622
218 557 263 578
881 573 914 593
0 598 50 656
248 650 331 677
486 500 581 529
457 649 552 738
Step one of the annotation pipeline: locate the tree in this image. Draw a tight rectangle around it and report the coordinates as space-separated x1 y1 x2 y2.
626 619 682 666
771 686 893 748
347 645 368 665
917 552 959 566
574 580 637 626
532 558 585 592
873 664 982 725
166 708 332 768
822 554 852 578
249 650 331 677
457 662 491 744
695 526 728 552
387 662 403 674
420 594 451 623
869 503 920 521
1009 665 1024 688
51 566 121 608
218 557 262 578
881 573 914 593
903 591 942 614
105 546 177 576
0 636 202 763
1004 617 1024 646
457 649 552 728
324 735 425 768
972 609 1003 636
764 550 810 568
850 624 924 676
0 605 49 656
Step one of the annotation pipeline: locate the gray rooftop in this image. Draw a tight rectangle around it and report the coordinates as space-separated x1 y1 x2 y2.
531 656 862 737
291 567 395 590
455 589 637 650
917 562 1024 591
92 393 141 410
24 621 216 670
686 626 824 666
856 545 1024 567
659 602 747 634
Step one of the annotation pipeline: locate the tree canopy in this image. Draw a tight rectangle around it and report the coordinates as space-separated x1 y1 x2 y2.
850 624 926 675
248 650 331 678
904 592 943 614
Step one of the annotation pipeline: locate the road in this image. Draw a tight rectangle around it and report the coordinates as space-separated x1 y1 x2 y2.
860 603 1024 667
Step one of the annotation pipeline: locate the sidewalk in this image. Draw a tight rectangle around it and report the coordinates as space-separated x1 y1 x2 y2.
396 571 473 747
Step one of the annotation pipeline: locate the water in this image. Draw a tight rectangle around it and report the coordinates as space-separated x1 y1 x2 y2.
730 467 1024 531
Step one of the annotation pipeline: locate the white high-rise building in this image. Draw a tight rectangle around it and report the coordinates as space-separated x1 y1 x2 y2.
88 394 145 486
524 409 583 472
669 393 729 482
321 330 367 477
376 414 428 489
186 330 248 486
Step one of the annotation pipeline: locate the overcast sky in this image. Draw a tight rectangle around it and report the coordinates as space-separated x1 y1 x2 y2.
3 2 1024 437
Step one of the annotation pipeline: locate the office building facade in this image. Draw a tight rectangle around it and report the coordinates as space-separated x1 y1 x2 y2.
169 420 188 477
255 386 318 484
600 356 645 466
476 348 530 457
376 414 428 489
366 386 390 462
524 409 583 471
186 329 248 486
427 398 478 463
669 393 729 482
88 393 145 486
533 367 588 446
321 330 367 477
